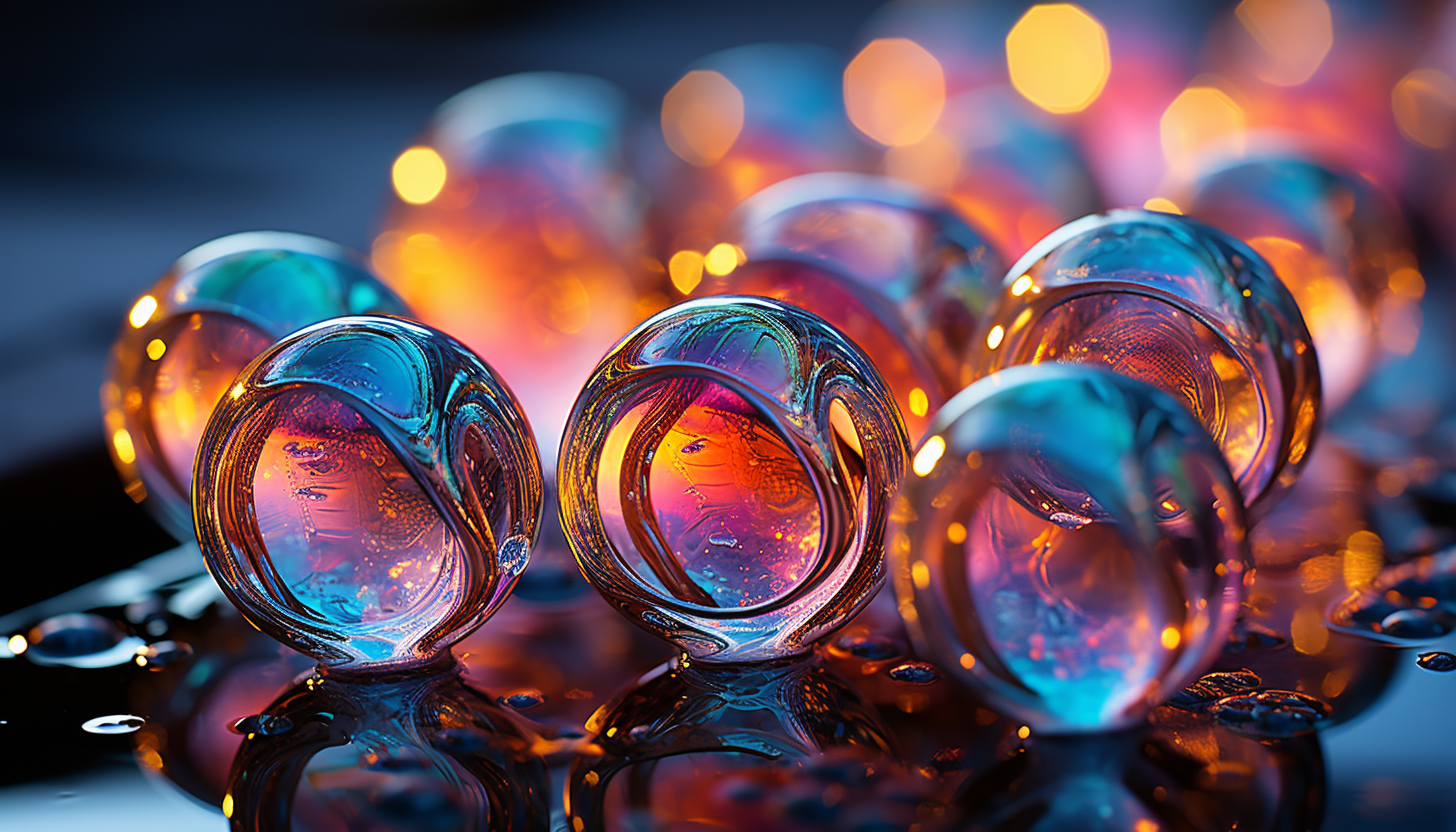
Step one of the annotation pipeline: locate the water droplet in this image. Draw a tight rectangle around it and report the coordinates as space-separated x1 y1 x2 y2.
1210 690 1330 738
82 715 146 735
1048 511 1091 529
1416 651 1456 673
1167 669 1261 711
680 438 708 455
497 689 546 710
135 640 194 670
707 531 740 548
229 714 295 736
1225 620 1287 652
887 661 942 685
1379 608 1455 641
498 534 531 577
25 613 145 668
834 633 903 662
295 486 329 501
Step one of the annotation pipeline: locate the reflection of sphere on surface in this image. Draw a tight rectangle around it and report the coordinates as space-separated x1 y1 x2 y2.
971 209 1321 518
891 365 1249 732
956 718 1324 832
1186 155 1418 410
566 657 895 832
560 297 909 662
373 73 646 463
227 667 549 832
129 608 312 808
711 172 1007 436
101 232 411 541
195 316 543 669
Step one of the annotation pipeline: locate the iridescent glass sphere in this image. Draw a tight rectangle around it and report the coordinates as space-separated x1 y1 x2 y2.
891 365 1249 732
194 316 543 669
559 297 909 663
714 171 1008 433
1186 155 1417 410
971 209 1321 518
101 232 411 541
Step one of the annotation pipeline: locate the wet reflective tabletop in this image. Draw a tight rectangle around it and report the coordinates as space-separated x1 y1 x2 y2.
2 540 1454 832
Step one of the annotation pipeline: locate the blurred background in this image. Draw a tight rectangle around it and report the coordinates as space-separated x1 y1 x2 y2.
3 0 1456 828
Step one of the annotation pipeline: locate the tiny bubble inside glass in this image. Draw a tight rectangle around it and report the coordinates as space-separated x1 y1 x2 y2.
559 296 909 663
193 316 543 670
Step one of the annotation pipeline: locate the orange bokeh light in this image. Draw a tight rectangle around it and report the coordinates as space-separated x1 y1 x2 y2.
1234 0 1333 87
1392 68 1456 149
662 70 745 167
1006 4 1111 114
1160 85 1246 177
844 38 946 147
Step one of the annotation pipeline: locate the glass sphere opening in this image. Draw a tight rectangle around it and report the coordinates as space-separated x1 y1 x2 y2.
250 387 460 628
597 378 825 611
1012 292 1265 490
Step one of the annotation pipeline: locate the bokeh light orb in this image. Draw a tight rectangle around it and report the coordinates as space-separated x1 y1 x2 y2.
559 297 909 662
194 316 543 669
891 364 1250 732
706 172 1006 439
101 232 411 541
971 209 1321 518
1005 3 1112 115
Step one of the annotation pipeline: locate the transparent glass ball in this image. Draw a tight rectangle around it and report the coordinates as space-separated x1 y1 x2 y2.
971 209 1321 519
194 316 543 669
712 172 1007 437
101 232 411 541
559 296 909 663
890 364 1250 732
1186 155 1416 411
